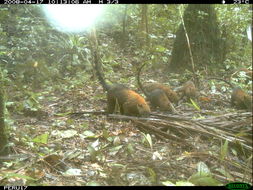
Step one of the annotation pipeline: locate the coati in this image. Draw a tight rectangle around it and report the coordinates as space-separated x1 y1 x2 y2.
136 62 177 113
137 63 179 104
208 77 252 111
145 83 179 105
93 51 151 117
177 80 198 101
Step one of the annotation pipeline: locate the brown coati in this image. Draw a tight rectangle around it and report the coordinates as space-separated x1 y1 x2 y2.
136 62 177 113
208 77 252 111
93 51 150 117
145 83 179 105
177 80 198 101
137 61 179 108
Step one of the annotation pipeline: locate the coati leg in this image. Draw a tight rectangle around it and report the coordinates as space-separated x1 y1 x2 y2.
107 93 116 114
106 84 126 115
122 101 138 116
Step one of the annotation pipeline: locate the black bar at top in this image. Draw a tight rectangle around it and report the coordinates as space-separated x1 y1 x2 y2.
47 0 251 4
2 0 252 4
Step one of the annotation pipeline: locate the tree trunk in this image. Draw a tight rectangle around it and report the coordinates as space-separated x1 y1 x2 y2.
139 5 149 48
0 69 9 156
169 4 225 72
121 5 128 49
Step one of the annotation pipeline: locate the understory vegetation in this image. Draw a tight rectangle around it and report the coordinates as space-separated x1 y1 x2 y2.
0 4 252 186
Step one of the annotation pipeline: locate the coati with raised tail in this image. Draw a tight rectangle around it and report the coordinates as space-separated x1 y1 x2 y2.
177 80 198 101
208 77 252 111
137 62 177 113
145 83 179 105
93 51 151 117
137 62 179 104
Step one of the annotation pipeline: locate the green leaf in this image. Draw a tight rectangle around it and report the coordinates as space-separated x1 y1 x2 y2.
162 181 175 186
192 113 205 119
175 181 194 186
127 143 134 154
147 167 157 183
32 133 48 144
5 173 36 181
110 163 125 168
113 136 121 146
146 134 153 149
231 148 237 156
197 162 210 174
5 101 15 106
189 162 221 186
102 129 110 139
80 122 89 129
154 45 166 52
66 118 74 125
86 181 101 186
215 168 233 180
190 99 201 111
141 133 153 149
189 175 221 186
220 140 228 160
109 145 123 156
61 130 77 139
87 144 97 160
82 130 96 138
64 168 82 176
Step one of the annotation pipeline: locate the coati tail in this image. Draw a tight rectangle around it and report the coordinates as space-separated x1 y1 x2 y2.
93 50 110 91
136 62 178 112
137 62 149 97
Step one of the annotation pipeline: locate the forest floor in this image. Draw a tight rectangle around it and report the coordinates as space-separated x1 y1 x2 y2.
1 63 252 186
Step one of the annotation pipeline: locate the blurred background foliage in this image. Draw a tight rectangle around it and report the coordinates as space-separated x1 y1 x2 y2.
0 5 251 86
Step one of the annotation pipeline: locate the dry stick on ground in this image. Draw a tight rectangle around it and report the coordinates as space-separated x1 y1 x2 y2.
155 111 252 149
175 118 251 151
66 112 251 183
151 113 193 121
108 114 194 147
68 110 107 116
54 110 107 118
134 120 194 148
67 110 252 151
108 112 252 152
